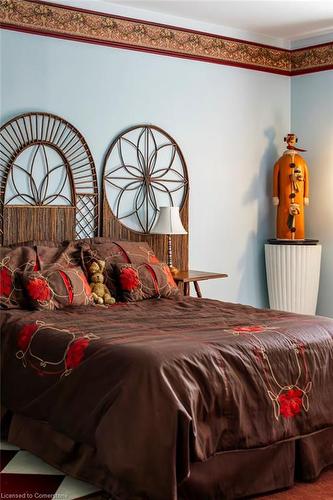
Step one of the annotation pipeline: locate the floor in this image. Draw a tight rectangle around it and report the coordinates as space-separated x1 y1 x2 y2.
258 467 333 500
1 440 332 499
0 440 103 499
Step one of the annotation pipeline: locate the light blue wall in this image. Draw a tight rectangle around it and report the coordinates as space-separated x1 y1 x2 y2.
1 30 291 307
291 71 333 318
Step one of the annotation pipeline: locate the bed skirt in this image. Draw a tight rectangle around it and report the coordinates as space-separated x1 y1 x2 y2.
5 412 333 500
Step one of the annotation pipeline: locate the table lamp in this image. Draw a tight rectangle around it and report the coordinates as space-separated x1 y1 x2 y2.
151 206 187 275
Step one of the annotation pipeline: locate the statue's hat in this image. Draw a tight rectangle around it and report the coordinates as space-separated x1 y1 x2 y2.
284 133 306 152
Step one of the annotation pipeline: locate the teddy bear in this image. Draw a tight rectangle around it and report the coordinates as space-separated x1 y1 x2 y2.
88 260 115 305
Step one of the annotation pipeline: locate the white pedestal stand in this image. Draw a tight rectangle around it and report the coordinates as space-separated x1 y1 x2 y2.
265 242 322 315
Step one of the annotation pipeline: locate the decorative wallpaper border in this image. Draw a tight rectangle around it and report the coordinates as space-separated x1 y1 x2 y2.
0 0 332 76
291 43 333 75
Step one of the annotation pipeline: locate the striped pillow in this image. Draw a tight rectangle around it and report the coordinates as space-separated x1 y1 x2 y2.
23 265 93 310
115 262 179 302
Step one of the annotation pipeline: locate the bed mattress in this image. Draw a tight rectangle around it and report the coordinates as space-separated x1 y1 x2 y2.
2 297 333 499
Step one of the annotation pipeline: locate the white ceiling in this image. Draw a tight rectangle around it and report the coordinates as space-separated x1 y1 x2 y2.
109 0 333 42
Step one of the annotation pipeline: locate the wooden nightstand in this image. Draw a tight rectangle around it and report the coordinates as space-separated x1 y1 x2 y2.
173 270 228 298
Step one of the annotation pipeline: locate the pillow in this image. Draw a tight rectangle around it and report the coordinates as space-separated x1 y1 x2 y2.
80 239 160 299
9 240 86 270
35 241 82 270
112 240 160 265
23 265 93 310
0 246 37 309
1 241 85 309
115 262 179 301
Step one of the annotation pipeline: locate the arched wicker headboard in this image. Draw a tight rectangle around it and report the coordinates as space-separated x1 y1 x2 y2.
0 112 98 245
102 125 189 270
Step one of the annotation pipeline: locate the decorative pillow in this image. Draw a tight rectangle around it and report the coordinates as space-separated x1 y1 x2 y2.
35 241 82 271
80 239 160 299
0 246 37 309
23 265 92 310
112 240 160 265
115 262 179 301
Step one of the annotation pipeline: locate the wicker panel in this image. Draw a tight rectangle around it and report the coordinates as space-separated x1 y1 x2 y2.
0 112 98 245
102 125 189 270
3 206 75 246
76 194 99 239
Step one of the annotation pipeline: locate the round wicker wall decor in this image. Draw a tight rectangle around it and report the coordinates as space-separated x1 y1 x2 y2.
103 125 189 234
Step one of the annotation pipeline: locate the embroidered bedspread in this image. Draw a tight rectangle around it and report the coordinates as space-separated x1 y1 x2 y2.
1 298 333 499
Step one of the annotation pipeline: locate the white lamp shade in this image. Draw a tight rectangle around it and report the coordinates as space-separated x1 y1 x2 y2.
151 206 187 235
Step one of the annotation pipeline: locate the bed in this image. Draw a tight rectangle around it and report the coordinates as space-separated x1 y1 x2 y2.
1 114 333 499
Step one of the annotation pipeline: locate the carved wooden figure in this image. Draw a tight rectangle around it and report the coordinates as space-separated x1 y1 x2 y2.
272 134 309 240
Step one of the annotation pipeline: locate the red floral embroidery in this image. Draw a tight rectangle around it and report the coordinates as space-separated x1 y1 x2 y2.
17 323 39 351
278 388 303 418
26 277 51 302
233 325 265 333
0 267 12 297
119 267 140 291
66 338 89 369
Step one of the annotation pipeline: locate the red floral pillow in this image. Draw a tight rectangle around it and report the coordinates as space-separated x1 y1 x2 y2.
115 262 179 301
80 239 160 299
0 242 85 309
0 246 37 309
23 265 93 310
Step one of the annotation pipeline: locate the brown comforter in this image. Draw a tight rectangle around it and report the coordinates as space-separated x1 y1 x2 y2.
1 298 333 499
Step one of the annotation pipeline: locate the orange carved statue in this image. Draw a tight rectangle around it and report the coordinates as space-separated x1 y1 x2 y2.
272 133 309 240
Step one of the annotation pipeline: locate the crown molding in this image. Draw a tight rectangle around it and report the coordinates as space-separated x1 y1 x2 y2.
1 0 332 76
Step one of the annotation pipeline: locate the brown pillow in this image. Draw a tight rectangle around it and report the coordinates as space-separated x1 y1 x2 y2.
80 239 160 298
35 241 82 270
23 265 93 310
1 240 86 309
112 240 160 265
9 240 86 270
115 262 179 301
0 246 37 309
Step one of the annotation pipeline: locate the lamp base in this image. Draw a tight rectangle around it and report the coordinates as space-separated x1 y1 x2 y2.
169 265 179 276
167 235 178 275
